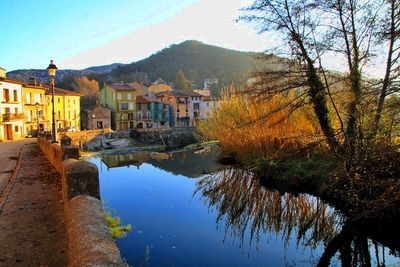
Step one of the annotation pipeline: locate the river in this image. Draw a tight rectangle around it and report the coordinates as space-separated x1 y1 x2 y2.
87 148 400 267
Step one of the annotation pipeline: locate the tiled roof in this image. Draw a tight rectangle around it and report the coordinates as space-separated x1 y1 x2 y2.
107 83 135 91
129 81 148 91
155 90 204 98
136 95 152 104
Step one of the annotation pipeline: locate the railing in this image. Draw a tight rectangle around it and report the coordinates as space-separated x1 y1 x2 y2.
2 113 25 122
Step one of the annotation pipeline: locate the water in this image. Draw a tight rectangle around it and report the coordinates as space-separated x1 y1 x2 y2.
88 149 400 267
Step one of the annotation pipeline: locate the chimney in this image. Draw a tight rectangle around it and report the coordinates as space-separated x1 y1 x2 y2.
0 67 6 78
29 77 37 86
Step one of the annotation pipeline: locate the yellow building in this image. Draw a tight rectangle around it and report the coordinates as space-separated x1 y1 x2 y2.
44 87 81 132
22 82 46 136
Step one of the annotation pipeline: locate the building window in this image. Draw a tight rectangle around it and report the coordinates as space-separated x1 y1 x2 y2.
128 113 134 120
73 99 76 104
74 110 77 119
127 93 132 100
68 99 70 107
137 112 142 120
120 103 128 110
58 98 60 103
26 93 31 104
117 93 122 100
15 126 19 132
138 104 141 111
34 93 41 104
13 90 18 102
58 110 61 119
68 111 71 119
128 102 134 110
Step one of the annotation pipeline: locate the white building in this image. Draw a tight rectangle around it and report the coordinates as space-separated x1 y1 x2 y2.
0 69 24 141
200 96 220 119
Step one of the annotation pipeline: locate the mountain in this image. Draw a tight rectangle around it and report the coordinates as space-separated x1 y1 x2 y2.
6 40 288 94
110 40 269 87
6 62 124 84
84 63 126 74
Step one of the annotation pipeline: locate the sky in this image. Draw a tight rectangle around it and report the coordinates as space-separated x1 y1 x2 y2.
0 0 271 71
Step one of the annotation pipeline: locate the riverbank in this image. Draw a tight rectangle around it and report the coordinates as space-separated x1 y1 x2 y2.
229 153 400 251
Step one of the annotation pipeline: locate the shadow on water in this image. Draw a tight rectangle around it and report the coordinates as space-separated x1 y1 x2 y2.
196 168 400 267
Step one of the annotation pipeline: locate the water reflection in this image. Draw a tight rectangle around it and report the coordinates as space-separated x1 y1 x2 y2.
101 147 222 178
197 168 400 266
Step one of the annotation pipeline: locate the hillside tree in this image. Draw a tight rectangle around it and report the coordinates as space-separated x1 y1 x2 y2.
174 69 192 92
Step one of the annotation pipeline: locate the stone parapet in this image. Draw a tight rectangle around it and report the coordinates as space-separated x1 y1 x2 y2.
36 135 123 266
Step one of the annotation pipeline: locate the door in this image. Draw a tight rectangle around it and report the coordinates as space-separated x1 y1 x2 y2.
5 124 13 140
97 121 103 129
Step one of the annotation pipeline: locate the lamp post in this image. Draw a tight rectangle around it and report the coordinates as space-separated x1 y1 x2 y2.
47 60 57 143
92 113 96 130
35 102 40 134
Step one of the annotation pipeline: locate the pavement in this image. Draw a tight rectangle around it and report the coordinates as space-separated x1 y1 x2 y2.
0 140 67 266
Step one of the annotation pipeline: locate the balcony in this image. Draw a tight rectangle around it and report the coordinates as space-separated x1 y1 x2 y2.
2 113 25 122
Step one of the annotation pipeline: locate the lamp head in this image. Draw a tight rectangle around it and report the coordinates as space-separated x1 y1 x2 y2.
47 60 57 78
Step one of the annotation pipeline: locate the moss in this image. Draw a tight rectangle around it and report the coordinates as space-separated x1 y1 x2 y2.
104 211 132 239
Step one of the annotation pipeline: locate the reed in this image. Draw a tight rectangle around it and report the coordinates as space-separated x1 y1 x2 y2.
198 87 324 160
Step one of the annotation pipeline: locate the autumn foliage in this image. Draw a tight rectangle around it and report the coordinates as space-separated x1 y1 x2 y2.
198 87 324 161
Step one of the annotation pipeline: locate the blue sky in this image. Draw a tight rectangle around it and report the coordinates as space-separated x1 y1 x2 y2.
1 0 271 71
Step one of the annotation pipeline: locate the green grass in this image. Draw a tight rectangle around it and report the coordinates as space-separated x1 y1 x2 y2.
104 210 132 239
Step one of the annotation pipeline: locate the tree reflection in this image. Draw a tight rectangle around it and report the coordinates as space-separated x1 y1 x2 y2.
196 168 399 266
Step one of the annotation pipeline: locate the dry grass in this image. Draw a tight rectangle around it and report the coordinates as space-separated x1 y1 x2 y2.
198 88 325 160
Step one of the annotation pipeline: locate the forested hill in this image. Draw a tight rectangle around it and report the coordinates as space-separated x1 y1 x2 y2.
6 40 288 92
110 40 280 87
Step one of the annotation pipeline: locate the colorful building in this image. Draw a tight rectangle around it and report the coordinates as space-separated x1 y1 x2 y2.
0 75 24 141
156 90 203 127
99 83 136 130
136 96 169 129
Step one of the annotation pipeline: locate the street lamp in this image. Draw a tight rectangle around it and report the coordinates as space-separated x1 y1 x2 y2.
35 102 40 134
47 60 57 143
92 113 96 130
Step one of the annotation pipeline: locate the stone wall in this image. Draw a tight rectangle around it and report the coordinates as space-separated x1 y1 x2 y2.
37 135 123 266
58 129 113 147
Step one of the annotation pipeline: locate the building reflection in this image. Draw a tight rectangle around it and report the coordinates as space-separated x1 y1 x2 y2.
196 168 400 266
100 147 222 178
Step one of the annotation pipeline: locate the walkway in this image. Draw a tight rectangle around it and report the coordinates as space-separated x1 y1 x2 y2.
0 140 67 266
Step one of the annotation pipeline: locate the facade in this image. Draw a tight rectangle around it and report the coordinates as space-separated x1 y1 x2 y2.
0 77 24 141
200 96 220 119
99 83 136 130
193 89 211 96
82 105 111 130
0 69 81 141
136 96 169 129
148 83 171 97
156 90 203 127
44 88 81 132
22 82 46 136
203 78 218 90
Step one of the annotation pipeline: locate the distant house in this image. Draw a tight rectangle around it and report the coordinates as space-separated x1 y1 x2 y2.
136 96 169 129
200 96 220 119
129 81 150 98
156 90 203 127
193 89 211 96
82 105 111 130
99 83 136 130
203 78 218 90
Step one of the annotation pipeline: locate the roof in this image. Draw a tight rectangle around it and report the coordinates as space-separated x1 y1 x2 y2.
43 85 81 96
170 90 204 97
129 81 148 91
202 96 211 101
106 83 135 91
156 90 204 98
136 95 152 104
